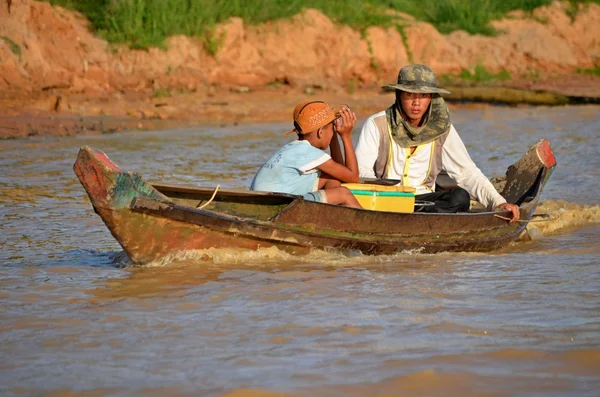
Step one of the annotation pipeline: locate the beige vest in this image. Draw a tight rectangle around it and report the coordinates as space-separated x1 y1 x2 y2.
372 115 449 190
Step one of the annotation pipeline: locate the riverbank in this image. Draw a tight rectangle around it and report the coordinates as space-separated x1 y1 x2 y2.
3 72 600 139
0 86 390 139
1 0 599 139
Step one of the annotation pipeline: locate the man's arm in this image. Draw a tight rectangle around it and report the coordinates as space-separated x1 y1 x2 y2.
442 125 515 213
354 116 381 179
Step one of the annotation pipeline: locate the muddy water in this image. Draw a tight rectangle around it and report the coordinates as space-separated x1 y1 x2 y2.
1 105 599 397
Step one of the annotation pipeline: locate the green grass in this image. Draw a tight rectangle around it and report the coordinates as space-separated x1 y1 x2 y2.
460 63 512 83
575 66 600 76
362 30 380 74
46 0 600 49
565 0 600 20
1 35 22 57
152 88 172 98
200 26 226 57
441 63 512 84
395 24 413 63
521 68 541 80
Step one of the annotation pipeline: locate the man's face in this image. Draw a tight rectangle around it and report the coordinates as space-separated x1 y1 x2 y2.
399 91 432 122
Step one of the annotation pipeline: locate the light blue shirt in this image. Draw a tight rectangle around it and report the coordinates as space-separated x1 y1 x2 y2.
250 140 331 195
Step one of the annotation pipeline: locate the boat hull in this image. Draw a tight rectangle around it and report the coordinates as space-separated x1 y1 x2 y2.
74 140 555 265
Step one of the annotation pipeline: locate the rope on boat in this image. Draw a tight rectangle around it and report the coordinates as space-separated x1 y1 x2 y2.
197 185 220 209
494 214 551 223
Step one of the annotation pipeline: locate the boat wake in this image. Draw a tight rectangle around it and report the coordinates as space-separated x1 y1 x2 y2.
143 246 364 268
140 246 474 269
529 200 600 239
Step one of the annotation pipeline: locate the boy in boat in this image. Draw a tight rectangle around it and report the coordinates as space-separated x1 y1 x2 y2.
355 64 520 221
250 100 362 209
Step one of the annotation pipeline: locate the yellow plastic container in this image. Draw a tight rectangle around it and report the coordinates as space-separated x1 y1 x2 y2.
342 183 416 213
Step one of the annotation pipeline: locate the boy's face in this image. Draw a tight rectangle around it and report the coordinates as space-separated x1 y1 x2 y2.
398 91 432 122
318 122 335 148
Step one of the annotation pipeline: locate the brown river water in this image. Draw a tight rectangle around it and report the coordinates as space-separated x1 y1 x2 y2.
1 105 600 396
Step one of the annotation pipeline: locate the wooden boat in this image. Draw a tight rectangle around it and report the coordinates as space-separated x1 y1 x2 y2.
74 139 556 265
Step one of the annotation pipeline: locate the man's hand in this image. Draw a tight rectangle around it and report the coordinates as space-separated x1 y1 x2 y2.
334 106 356 138
496 203 520 223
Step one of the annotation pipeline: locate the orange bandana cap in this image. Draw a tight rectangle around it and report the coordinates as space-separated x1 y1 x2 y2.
285 101 345 135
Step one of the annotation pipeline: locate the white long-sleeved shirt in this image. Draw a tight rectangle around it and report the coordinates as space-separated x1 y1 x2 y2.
355 111 507 210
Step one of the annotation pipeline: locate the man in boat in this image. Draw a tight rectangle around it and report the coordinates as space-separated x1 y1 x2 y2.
250 101 363 209
355 64 520 221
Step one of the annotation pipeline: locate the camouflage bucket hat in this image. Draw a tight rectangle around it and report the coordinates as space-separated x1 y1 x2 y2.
382 64 450 95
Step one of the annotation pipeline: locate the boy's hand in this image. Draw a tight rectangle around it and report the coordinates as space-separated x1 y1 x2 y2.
334 106 356 138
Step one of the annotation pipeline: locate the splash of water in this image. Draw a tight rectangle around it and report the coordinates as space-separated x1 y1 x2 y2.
529 200 600 238
138 245 465 269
